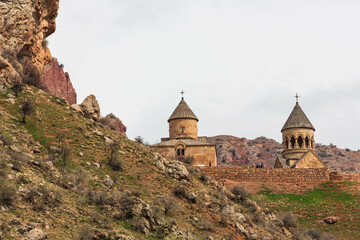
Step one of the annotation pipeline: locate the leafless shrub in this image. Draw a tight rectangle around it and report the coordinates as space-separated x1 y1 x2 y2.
196 218 214 231
11 81 24 97
134 136 144 144
90 211 107 225
173 186 187 199
32 185 61 212
183 156 194 165
87 189 108 206
186 166 197 175
20 99 36 123
132 216 148 234
307 229 321 240
23 186 40 203
65 170 88 192
162 196 177 215
200 173 211 183
8 150 29 172
280 212 297 229
78 225 94 240
0 177 16 206
231 185 249 201
106 141 122 171
0 132 13 146
61 144 71 166
20 59 42 88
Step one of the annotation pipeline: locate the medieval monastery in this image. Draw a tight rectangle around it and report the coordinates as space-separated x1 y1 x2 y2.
274 97 325 169
153 95 217 167
153 93 325 169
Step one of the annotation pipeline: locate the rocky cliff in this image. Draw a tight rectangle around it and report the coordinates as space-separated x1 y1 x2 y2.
0 0 58 84
209 135 360 172
0 0 76 103
42 58 76 104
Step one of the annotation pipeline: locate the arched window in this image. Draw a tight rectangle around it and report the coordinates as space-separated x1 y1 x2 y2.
290 137 296 149
297 136 303 148
176 145 185 157
305 137 310 148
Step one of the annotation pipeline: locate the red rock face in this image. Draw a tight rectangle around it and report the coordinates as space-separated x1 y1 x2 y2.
102 113 127 135
42 58 77 104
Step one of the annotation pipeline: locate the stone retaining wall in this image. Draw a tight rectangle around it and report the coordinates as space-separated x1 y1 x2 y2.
198 167 330 184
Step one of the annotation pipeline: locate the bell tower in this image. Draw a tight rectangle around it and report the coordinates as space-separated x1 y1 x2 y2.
281 94 315 162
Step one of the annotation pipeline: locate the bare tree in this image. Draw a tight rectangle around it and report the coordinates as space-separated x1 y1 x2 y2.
134 136 144 144
20 99 36 123
11 81 24 97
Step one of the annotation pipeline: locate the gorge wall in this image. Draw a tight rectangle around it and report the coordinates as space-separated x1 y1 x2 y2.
0 0 77 103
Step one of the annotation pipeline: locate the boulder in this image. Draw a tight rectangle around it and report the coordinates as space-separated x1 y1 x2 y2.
187 192 197 203
324 216 339 224
26 228 46 240
166 161 189 180
80 94 100 121
101 113 127 135
155 155 189 180
102 175 114 189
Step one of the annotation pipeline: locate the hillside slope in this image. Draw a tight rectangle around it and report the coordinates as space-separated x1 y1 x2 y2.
0 87 302 239
209 135 360 172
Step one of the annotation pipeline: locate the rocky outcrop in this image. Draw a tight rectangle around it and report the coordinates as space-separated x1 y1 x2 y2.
154 153 189 180
80 94 100 121
0 0 59 86
101 113 127 135
42 58 76 104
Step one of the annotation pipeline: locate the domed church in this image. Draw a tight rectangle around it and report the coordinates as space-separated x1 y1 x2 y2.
274 95 326 168
153 93 217 167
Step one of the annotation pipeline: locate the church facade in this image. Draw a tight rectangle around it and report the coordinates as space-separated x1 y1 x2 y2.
274 97 326 169
153 96 217 167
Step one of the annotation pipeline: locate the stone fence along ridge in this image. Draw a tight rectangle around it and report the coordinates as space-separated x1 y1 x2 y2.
198 167 330 184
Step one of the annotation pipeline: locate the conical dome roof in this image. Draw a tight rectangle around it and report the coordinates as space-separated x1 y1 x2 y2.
168 98 199 122
281 102 315 131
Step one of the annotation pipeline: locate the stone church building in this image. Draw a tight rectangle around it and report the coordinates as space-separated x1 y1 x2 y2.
153 96 217 167
274 97 326 169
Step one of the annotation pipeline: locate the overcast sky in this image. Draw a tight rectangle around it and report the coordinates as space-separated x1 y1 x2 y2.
48 0 360 150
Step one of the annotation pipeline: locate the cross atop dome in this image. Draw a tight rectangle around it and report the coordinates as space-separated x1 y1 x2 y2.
181 90 184 99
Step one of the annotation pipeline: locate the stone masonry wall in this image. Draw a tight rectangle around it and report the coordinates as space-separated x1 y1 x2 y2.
199 167 330 184
329 172 360 183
